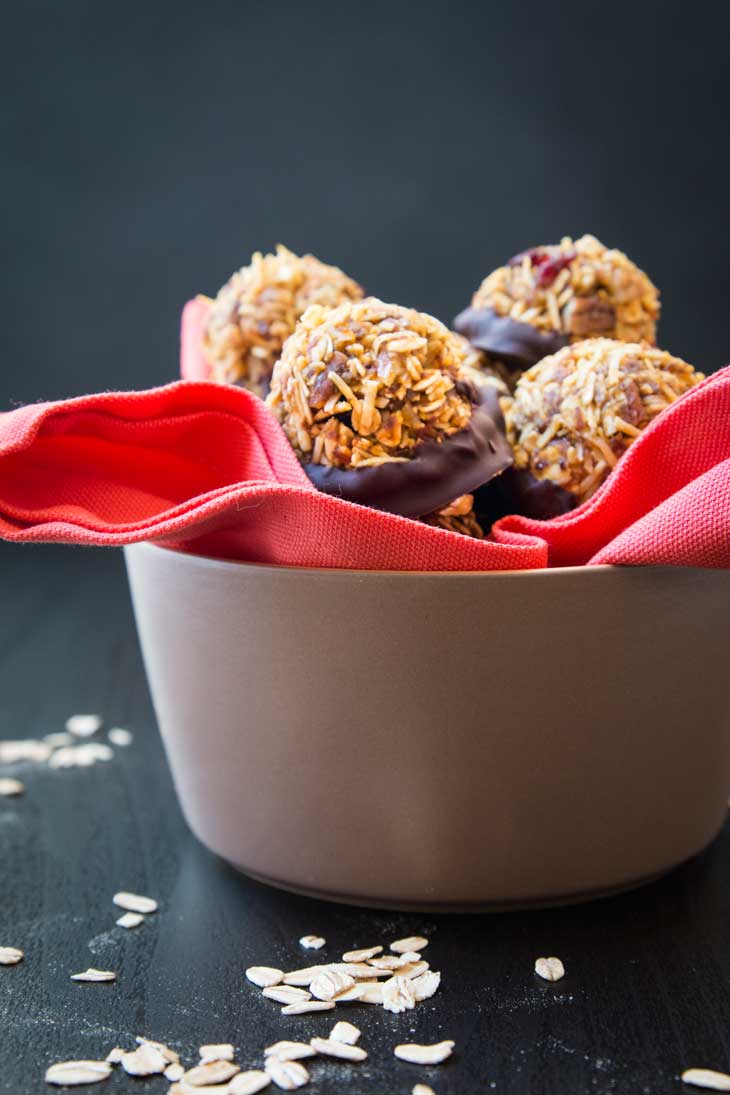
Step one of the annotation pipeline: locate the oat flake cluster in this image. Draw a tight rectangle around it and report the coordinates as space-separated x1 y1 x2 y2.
504 338 702 502
203 245 363 395
473 234 660 346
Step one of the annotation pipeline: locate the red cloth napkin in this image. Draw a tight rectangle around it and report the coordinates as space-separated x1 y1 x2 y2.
1 321 729 569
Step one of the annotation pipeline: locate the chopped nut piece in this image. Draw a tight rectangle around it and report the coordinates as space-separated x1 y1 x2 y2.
264 1042 316 1062
682 1070 730 1091
199 1044 235 1062
229 1072 272 1095
329 1021 361 1046
121 1044 168 1076
281 1000 335 1015
534 956 565 982
412 970 441 1001
181 1060 240 1087
299 935 325 950
265 1057 309 1090
341 946 382 962
309 1038 367 1062
391 936 429 954
0 946 24 965
0 778 24 797
382 975 416 1014
45 1060 112 1086
65 714 103 738
394 1041 455 1065
246 966 285 988
164 1063 184 1082
116 912 144 929
71 968 116 982
108 727 133 747
310 969 355 1001
262 986 312 1005
112 891 157 914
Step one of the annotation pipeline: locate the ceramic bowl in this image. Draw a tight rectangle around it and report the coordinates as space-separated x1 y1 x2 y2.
125 543 730 910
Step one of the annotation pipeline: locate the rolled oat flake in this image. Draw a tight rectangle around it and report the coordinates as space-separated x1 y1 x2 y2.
682 1069 730 1091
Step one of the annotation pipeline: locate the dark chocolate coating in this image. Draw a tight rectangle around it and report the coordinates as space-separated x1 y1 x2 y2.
453 306 569 370
304 399 513 520
474 466 577 526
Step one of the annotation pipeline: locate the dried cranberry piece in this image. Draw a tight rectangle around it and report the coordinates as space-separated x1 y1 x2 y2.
535 249 576 288
508 247 550 268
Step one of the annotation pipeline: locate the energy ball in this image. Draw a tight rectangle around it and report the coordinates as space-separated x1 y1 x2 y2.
202 244 363 396
454 235 661 386
266 297 513 535
504 338 702 505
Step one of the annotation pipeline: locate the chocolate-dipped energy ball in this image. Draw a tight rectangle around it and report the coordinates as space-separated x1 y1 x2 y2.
266 297 513 534
504 338 702 505
455 235 661 384
202 244 363 396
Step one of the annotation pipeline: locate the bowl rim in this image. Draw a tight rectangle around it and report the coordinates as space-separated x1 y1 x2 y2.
125 541 633 580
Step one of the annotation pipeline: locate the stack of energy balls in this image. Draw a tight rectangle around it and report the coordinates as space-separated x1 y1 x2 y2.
199 236 703 536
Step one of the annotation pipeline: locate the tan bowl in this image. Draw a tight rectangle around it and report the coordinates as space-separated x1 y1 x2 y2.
124 543 730 911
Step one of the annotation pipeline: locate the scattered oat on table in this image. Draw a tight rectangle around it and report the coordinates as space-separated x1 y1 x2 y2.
282 965 330 986
44 732 74 748
383 975 416 1014
329 1021 361 1045
391 936 429 954
121 1043 168 1076
108 727 133 747
45 1060 112 1086
358 983 384 1004
0 739 52 764
199 1043 235 1062
116 911 144 929
265 1057 309 1090
412 970 441 1001
247 965 284 988
229 1072 273 1095
342 945 382 962
310 969 355 1001
394 1041 455 1065
413 1085 437 1095
264 1042 316 1062
535 956 565 982
135 1037 179 1063
181 1059 240 1086
263 985 312 1005
105 1048 124 1064
49 743 113 768
309 1037 367 1062
393 959 429 980
113 891 158 914
71 968 116 983
65 714 103 738
299 935 325 950
682 1069 730 1091
0 946 24 965
164 1063 184 1082
0 777 24 796
281 1000 336 1015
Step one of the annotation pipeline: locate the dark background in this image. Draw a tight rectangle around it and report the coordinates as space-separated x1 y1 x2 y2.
1 0 729 410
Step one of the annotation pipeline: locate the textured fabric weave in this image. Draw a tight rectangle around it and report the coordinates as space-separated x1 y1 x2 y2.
1 357 729 571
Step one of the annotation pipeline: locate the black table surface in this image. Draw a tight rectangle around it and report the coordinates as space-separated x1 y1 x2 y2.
2 542 730 1095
